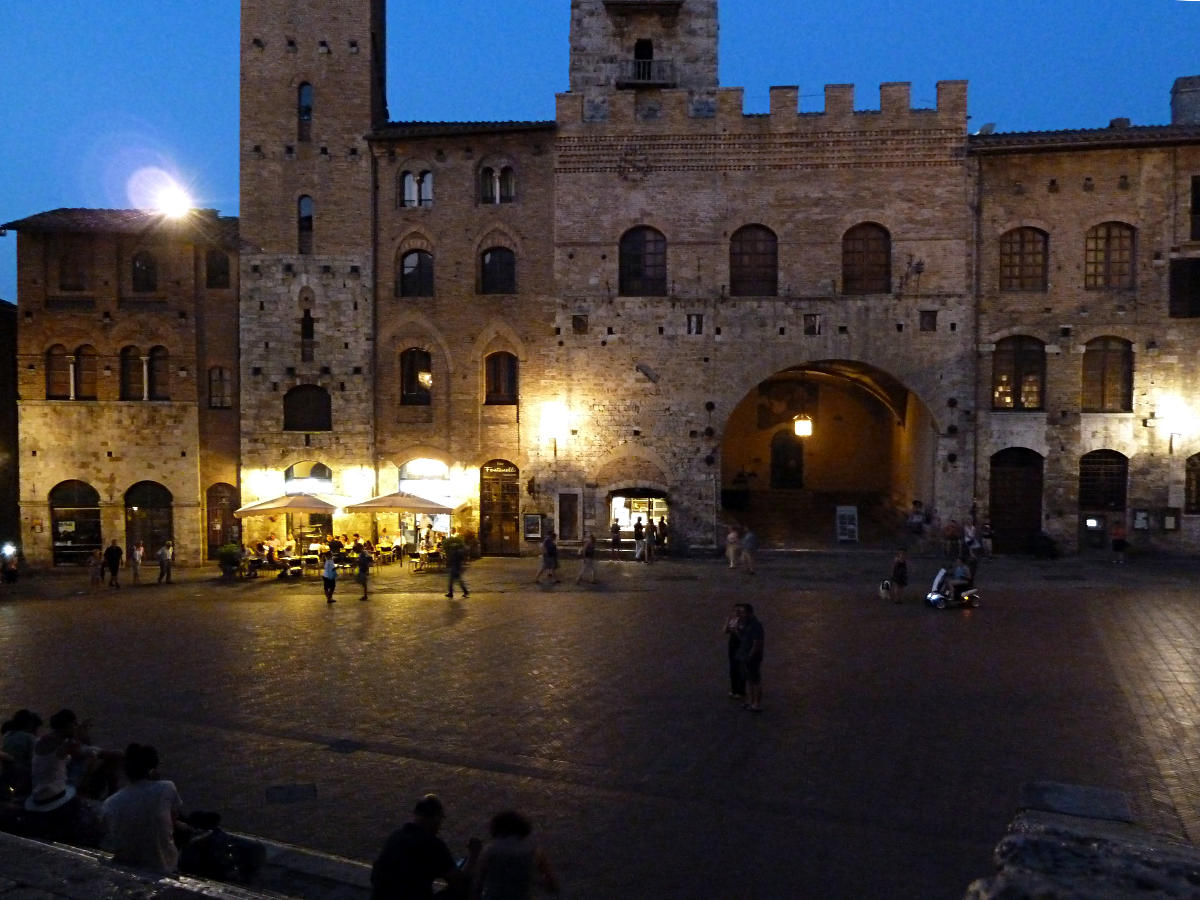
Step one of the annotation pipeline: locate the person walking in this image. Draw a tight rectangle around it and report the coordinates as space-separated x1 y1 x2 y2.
725 525 741 569
610 519 621 559
724 604 745 699
632 518 645 562
129 542 144 585
576 533 597 584
103 540 123 589
739 528 757 575
322 556 338 603
88 549 104 592
355 547 371 600
644 520 656 565
156 541 174 584
1111 519 1128 564
657 517 669 554
534 531 560 584
445 537 469 598
889 549 908 604
736 604 765 712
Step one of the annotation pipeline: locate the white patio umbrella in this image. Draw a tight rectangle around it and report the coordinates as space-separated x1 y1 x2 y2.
343 491 454 514
233 493 347 517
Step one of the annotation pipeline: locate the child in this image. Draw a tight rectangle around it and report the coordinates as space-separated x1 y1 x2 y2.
889 549 908 604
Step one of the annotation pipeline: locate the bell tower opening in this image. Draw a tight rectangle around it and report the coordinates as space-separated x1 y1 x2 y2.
569 0 718 116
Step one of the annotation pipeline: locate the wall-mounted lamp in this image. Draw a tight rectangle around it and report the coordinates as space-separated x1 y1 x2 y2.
793 414 813 438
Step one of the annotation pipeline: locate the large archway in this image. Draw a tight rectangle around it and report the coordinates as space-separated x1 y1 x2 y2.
720 361 938 547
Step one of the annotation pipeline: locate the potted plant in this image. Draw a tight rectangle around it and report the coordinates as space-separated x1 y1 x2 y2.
217 543 242 579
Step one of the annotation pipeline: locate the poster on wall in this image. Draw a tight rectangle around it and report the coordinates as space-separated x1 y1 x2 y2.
523 514 542 541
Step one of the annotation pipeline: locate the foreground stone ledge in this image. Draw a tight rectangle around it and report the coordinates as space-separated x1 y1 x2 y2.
966 782 1200 899
0 829 371 899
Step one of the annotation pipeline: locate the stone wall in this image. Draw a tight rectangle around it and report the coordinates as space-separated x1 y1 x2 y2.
975 141 1200 552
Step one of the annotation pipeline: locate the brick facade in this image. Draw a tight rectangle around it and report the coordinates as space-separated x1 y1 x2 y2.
7 1 1200 564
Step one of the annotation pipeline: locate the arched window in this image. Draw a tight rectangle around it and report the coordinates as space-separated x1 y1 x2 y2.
729 225 778 296
1085 222 1135 289
132 250 158 293
49 480 102 566
485 352 518 405
480 247 516 294
619 227 667 296
397 250 434 297
73 345 97 400
148 346 170 400
842 223 891 294
45 345 70 399
1079 450 1128 511
400 348 433 405
58 236 90 292
297 82 313 142
298 195 314 255
399 171 433 208
300 309 315 362
1187 453 1200 515
992 336 1045 410
999 227 1048 291
285 461 334 495
480 166 516 204
208 367 232 408
205 249 230 289
120 346 144 401
283 384 332 431
1082 337 1132 412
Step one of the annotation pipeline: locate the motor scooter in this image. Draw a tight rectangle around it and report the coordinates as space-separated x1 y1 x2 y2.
924 568 980 609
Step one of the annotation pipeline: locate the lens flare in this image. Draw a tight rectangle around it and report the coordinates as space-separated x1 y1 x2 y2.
127 166 192 216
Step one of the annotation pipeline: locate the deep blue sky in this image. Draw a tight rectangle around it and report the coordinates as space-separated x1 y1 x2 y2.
2 0 1197 302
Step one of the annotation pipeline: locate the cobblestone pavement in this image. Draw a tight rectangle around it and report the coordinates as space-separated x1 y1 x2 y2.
0 550 1197 900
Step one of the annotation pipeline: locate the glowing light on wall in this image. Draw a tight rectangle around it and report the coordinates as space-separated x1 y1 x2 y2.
243 468 285 502
540 401 571 447
793 414 813 437
341 465 376 501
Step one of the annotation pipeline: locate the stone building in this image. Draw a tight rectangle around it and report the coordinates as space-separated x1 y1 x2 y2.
3 210 240 567
0 298 17 545
5 1 1200 565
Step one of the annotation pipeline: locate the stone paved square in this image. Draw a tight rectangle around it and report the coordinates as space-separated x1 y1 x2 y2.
1 551 1197 899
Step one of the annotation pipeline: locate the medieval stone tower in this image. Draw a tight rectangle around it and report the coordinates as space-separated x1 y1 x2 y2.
569 0 718 119
237 0 387 517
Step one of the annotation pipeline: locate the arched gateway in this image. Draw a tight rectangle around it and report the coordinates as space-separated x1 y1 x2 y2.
720 361 941 547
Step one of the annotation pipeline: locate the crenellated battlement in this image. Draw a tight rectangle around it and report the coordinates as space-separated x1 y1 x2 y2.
556 80 968 135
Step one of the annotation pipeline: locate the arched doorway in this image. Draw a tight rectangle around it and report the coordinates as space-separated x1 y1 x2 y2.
206 483 240 559
989 448 1044 554
125 482 173 558
1079 450 1128 553
479 460 519 556
721 361 937 547
770 430 805 489
49 480 102 567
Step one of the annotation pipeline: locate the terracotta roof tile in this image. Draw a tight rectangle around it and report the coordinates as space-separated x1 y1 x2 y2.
2 208 240 248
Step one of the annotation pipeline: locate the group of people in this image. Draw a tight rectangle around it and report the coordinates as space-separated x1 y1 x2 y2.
1 707 188 874
610 516 668 562
88 540 173 590
722 603 765 712
371 793 558 900
723 524 758 574
533 531 601 587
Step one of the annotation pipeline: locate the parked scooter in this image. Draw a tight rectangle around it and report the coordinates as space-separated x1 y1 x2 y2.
924 568 980 609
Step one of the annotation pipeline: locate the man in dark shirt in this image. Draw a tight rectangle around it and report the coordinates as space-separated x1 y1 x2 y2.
103 540 123 589
736 603 765 712
371 794 473 899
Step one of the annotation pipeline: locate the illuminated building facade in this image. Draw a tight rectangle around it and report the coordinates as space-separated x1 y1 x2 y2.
6 2 1200 564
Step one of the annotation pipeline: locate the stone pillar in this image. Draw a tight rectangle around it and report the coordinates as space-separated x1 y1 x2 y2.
1171 76 1200 124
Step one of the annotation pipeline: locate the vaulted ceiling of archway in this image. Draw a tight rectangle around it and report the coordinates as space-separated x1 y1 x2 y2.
768 361 911 425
